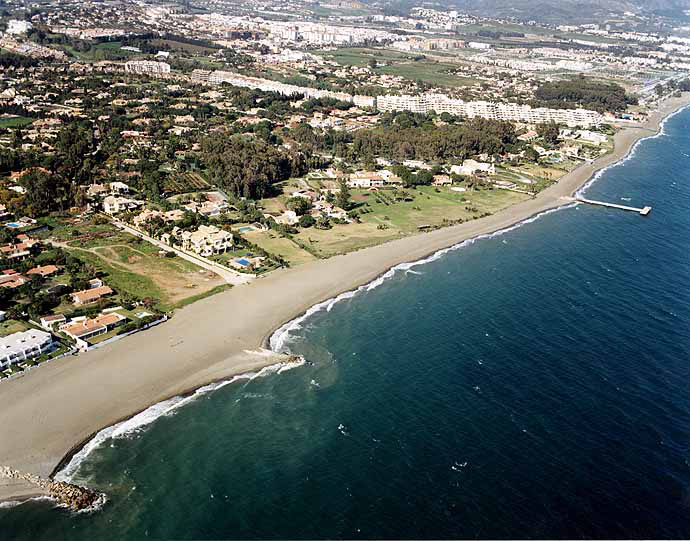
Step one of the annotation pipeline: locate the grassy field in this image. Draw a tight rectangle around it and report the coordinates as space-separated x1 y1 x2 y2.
149 38 219 54
43 217 226 311
315 47 475 88
0 116 34 128
315 47 414 67
0 319 31 338
242 230 317 266
59 41 140 61
377 62 475 87
294 221 401 257
356 186 529 233
453 22 624 45
289 186 530 257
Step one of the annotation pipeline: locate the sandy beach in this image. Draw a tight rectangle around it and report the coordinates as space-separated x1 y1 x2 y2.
1 93 689 503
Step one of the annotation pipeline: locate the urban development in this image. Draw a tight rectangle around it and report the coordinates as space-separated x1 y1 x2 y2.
0 0 688 383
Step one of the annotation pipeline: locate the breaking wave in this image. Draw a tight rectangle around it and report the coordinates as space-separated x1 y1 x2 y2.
55 357 305 484
270 204 577 353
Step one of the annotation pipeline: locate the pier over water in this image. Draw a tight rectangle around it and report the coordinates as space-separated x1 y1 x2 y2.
563 196 652 215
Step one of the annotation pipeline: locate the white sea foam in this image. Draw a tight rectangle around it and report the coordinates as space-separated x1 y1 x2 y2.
55 357 304 484
270 204 576 353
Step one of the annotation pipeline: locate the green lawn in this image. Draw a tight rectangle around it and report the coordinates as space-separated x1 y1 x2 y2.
355 186 529 234
314 47 475 88
377 62 476 87
289 186 530 257
0 319 31 338
242 230 317 266
314 47 415 67
0 116 34 128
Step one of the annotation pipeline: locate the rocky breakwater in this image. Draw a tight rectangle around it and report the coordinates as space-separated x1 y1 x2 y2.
0 466 105 511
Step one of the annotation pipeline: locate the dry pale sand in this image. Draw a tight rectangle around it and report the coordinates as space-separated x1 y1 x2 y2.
1 94 689 503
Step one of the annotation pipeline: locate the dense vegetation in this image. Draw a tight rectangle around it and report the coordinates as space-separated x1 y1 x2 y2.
291 113 518 164
533 77 637 113
201 136 308 199
0 52 39 68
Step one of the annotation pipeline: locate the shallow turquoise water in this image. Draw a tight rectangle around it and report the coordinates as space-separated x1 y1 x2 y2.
2 109 690 539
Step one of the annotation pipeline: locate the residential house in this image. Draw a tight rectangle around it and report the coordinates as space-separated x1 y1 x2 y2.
518 130 538 142
109 181 130 195
87 183 108 198
72 285 114 306
183 200 227 217
432 175 452 186
177 225 233 257
61 312 126 348
27 265 60 278
103 196 143 215
0 236 39 260
133 209 185 228
40 314 67 331
272 210 299 226
450 160 496 176
347 171 385 188
0 271 28 288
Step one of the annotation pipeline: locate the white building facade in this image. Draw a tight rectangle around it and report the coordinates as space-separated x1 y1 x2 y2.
0 329 54 369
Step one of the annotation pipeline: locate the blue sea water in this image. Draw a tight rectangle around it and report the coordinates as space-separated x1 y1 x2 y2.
2 109 690 539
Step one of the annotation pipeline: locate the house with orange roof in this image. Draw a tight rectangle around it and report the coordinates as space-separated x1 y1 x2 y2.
71 285 114 306
27 265 60 278
61 312 126 349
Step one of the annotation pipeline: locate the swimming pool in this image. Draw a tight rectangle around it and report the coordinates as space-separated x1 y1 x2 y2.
238 226 256 233
5 223 21 228
235 258 251 267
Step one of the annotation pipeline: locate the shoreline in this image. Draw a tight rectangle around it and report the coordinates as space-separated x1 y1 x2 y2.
2 93 689 505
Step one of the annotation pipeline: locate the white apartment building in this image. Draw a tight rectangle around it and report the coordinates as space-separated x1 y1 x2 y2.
376 94 603 128
125 60 171 75
0 329 54 369
194 70 602 128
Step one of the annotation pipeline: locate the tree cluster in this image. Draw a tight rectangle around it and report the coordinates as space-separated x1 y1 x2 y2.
533 77 637 113
291 116 517 164
201 136 308 199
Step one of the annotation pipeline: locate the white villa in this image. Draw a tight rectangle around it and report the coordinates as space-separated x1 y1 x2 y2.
103 196 143 215
347 171 385 188
168 225 233 257
450 160 496 177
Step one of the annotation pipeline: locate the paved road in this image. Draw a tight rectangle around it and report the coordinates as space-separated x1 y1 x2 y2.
111 220 253 286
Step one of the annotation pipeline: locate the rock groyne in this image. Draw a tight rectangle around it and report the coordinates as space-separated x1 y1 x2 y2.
0 466 104 511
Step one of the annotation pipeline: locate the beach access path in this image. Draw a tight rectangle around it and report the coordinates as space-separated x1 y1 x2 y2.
1 94 689 503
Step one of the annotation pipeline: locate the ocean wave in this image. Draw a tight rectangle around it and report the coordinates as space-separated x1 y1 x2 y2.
269 204 577 353
55 358 304 484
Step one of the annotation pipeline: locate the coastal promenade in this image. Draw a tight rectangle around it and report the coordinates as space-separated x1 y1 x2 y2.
1 94 689 503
